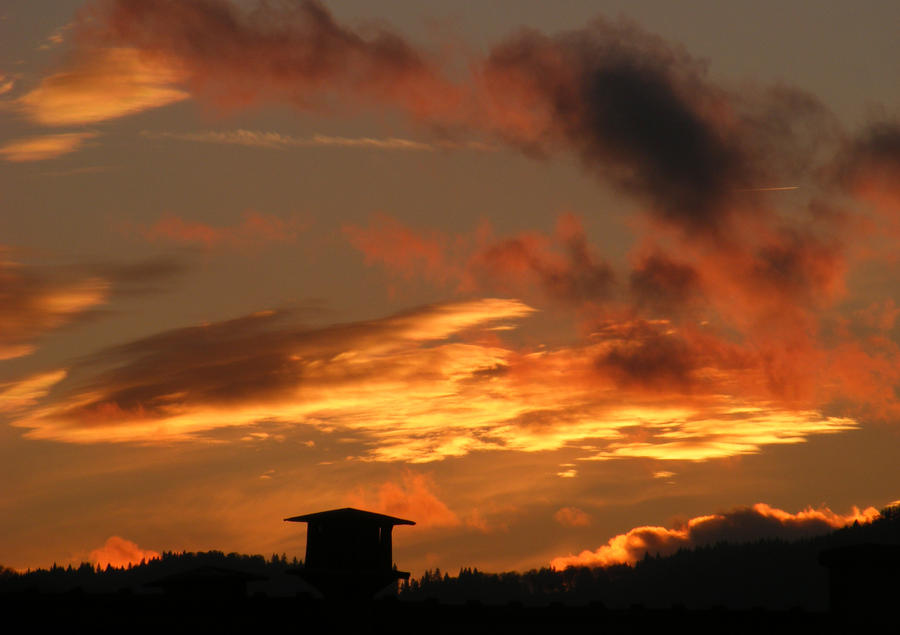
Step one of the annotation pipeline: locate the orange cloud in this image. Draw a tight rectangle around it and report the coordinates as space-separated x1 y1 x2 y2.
0 370 67 413
348 193 900 421
0 253 184 361
347 472 459 528
17 47 188 126
6 298 857 464
90 536 160 569
554 507 591 527
139 211 305 248
0 257 109 360
0 132 97 162
550 502 880 570
345 213 613 306
64 0 460 121
343 214 453 283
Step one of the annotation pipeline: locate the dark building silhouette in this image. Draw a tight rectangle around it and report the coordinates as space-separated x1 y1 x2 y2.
285 507 415 600
819 544 900 618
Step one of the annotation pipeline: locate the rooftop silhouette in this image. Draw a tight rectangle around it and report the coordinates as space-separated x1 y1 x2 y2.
284 507 415 600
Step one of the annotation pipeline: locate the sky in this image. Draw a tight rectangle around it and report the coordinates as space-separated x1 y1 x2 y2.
1 0 899 575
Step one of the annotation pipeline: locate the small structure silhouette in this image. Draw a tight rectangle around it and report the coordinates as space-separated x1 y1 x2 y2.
285 507 415 600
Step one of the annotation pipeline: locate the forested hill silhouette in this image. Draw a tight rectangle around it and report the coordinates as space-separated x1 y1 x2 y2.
0 550 303 597
2 504 898 613
401 504 900 610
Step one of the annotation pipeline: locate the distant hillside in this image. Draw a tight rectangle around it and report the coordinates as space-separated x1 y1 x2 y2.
399 504 900 610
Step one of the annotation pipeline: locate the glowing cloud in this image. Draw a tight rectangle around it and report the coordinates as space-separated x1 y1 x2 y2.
17 47 188 126
6 298 857 465
0 132 97 162
347 472 460 528
0 371 67 413
550 503 880 570
89 536 160 569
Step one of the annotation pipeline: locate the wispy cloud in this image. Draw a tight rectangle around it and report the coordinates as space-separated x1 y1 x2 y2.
0 74 14 96
550 503 880 569
16 47 188 126
0 257 109 359
0 132 97 162
134 211 306 249
142 129 492 152
0 370 67 412
37 22 74 51
0 252 185 360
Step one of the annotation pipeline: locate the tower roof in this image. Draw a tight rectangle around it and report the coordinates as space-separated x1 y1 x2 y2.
284 507 415 526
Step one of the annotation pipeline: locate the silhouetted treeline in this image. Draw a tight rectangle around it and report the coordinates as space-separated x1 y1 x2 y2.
2 504 898 612
0 549 303 596
400 504 900 610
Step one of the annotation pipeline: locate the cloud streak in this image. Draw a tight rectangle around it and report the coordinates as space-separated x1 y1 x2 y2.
550 502 880 569
143 129 444 151
0 132 97 162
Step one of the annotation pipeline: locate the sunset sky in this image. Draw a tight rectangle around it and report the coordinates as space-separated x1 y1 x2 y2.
1 0 899 575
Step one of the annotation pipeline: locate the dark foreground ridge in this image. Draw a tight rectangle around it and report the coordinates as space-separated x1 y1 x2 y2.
0 591 852 634
2 505 898 632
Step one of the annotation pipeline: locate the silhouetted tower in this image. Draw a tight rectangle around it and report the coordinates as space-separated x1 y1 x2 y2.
285 507 415 600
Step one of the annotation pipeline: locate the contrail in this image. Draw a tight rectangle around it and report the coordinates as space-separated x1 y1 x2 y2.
735 186 800 192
